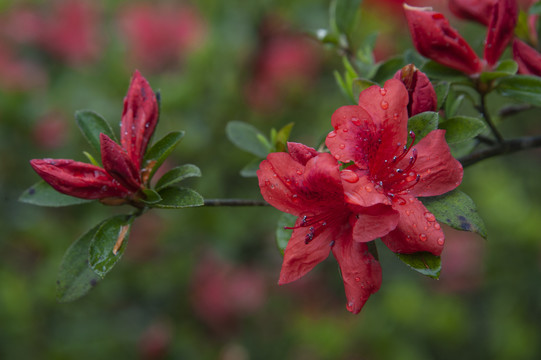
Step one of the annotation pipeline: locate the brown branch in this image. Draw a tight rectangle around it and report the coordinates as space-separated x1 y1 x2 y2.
204 199 269 207
459 135 541 167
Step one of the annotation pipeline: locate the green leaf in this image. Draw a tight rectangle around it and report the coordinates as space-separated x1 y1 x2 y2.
444 87 465 118
372 56 406 84
434 82 450 110
88 215 134 278
529 2 541 15
276 213 297 255
143 131 185 182
19 180 92 207
352 78 377 102
57 223 103 302
226 121 270 158
83 151 100 167
240 159 261 178
480 60 518 82
273 122 294 153
334 70 356 104
396 252 441 279
439 116 486 144
331 0 363 38
421 189 487 239
407 111 439 144
75 110 117 156
313 28 340 46
155 164 201 191
495 75 541 106
421 61 472 83
140 188 162 204
153 187 204 209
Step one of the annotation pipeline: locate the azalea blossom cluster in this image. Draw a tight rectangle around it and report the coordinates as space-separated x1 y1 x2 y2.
257 75 463 314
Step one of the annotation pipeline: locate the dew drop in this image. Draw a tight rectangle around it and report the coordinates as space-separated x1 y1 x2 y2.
145 122 150 128
379 88 387 96
296 169 303 175
339 144 346 149
364 185 372 192
393 113 399 120
434 223 441 230
351 117 361 126
342 128 349 132
334 154 341 160
424 212 436 222
273 173 278 178
292 194 299 202
341 170 359 183
405 210 411 216
328 130 337 138
355 276 361 282
346 301 355 312
419 233 427 242
437 237 445 245
406 235 412 242
380 100 389 110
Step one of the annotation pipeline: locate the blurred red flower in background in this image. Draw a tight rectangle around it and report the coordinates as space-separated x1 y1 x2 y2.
117 3 206 72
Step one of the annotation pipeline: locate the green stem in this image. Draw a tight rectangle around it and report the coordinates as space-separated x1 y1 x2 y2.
480 93 504 143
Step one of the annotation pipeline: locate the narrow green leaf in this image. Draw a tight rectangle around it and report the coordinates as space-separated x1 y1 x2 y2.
226 121 270 158
88 215 134 278
495 75 541 106
75 110 116 156
334 70 356 104
332 0 363 38
439 116 486 144
397 252 441 279
434 82 450 110
421 61 472 83
19 180 92 207
274 122 295 152
153 187 204 209
276 213 297 255
57 223 102 302
240 159 261 178
140 188 162 204
83 151 100 167
444 88 465 118
143 131 185 182
407 111 439 144
421 189 487 239
155 164 202 191
480 60 518 82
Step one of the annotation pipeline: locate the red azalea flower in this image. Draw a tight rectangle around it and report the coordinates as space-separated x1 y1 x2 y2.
258 142 399 313
393 64 437 116
30 70 158 203
404 1 517 74
512 39 541 76
326 79 463 256
448 0 496 26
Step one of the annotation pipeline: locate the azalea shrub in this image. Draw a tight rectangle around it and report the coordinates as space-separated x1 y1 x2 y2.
5 0 541 357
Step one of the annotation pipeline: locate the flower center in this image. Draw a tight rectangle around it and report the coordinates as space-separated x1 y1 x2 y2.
372 131 420 201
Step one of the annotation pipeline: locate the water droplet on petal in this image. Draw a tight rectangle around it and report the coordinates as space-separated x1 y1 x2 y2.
424 212 436 222
405 210 411 216
434 223 441 230
355 277 361 282
419 233 427 241
328 130 337 138
334 154 341 160
393 113 399 120
364 185 372 192
380 100 389 110
339 144 345 149
341 170 359 183
351 117 361 126
379 88 387 96
342 128 349 133
296 169 303 175
346 301 355 312
437 237 445 245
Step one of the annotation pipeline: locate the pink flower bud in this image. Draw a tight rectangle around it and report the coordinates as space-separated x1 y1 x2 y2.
448 0 496 26
484 0 518 67
29 159 129 199
403 4 483 75
100 133 142 193
393 64 437 116
512 39 541 76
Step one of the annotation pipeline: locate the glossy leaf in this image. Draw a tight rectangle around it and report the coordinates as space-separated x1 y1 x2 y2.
434 81 450 110
421 61 472 83
19 180 92 207
226 121 270 158
495 75 541 106
141 188 162 204
334 70 356 104
89 215 134 278
57 223 102 302
372 56 406 84
153 187 204 209
444 88 465 118
142 131 185 182
439 116 486 144
397 252 441 279
331 0 363 38
407 111 439 144
155 164 201 191
421 189 487 239
276 213 297 255
75 110 117 156
480 60 518 82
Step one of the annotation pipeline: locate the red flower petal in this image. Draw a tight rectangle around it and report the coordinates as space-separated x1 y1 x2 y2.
120 70 159 171
513 39 541 76
30 159 129 199
393 65 437 116
406 130 463 197
403 4 483 75
484 0 518 67
278 218 334 284
448 0 496 26
287 142 319 165
326 80 409 170
381 195 445 256
331 234 382 314
351 204 399 242
342 170 391 207
100 133 142 193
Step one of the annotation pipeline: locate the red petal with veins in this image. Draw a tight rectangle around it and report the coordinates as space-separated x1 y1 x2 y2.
381 195 445 256
342 170 391 207
448 0 496 26
484 0 518 67
287 142 319 165
405 130 463 197
30 159 129 199
351 204 399 242
513 39 541 76
278 218 336 284
326 80 409 170
120 70 159 171
100 133 142 193
403 4 483 75
331 234 382 314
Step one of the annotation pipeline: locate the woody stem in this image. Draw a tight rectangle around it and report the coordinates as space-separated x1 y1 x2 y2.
459 135 541 167
480 93 504 143
203 199 269 206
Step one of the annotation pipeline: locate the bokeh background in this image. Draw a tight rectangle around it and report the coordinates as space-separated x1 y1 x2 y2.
1 0 540 359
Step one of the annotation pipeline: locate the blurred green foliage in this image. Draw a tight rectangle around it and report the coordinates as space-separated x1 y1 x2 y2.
0 0 540 359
